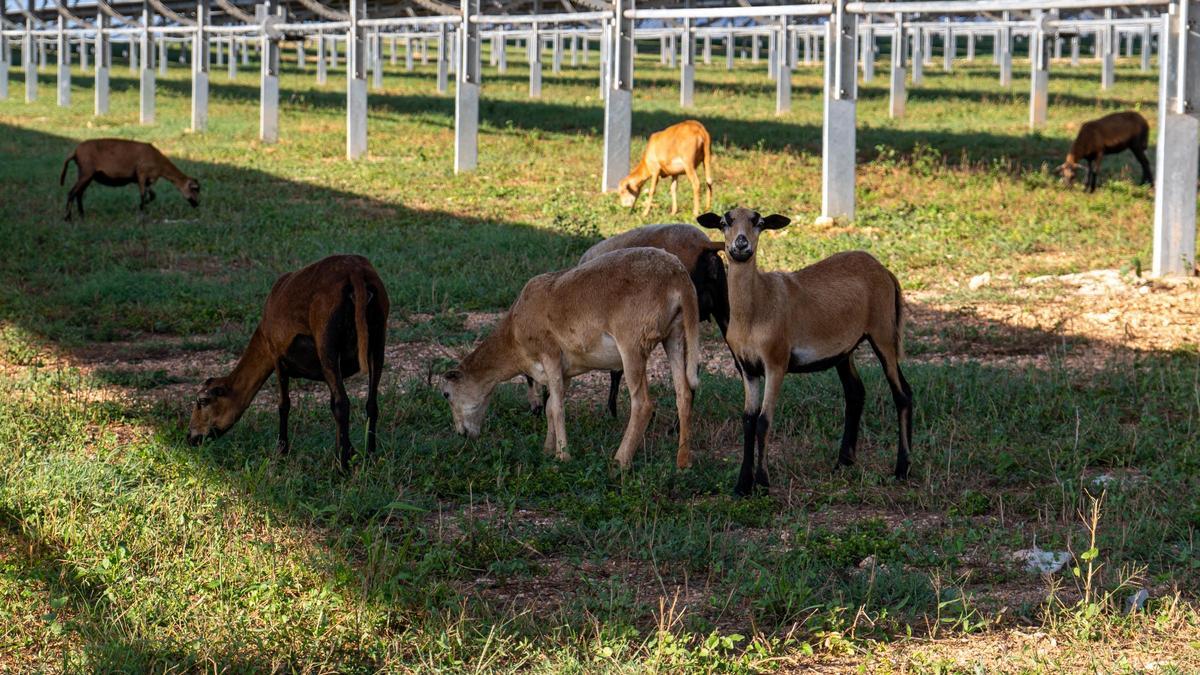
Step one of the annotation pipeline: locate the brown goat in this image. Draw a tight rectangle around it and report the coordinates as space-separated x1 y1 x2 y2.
618 120 713 217
1058 111 1152 193
441 248 701 470
525 224 728 418
698 208 912 496
60 138 201 220
188 255 390 471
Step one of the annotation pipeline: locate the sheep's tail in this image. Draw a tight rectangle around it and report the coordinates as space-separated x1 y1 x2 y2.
701 125 713 209
351 273 371 375
681 286 701 391
60 153 75 186
890 269 906 361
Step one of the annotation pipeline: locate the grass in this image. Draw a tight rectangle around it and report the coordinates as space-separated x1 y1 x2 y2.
1 40 1198 672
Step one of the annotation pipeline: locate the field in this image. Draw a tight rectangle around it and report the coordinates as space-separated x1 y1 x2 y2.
1 40 1199 672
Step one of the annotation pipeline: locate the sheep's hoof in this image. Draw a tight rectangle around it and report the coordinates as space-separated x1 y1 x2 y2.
675 453 692 470
556 449 571 462
276 440 290 456
894 463 911 481
754 468 770 489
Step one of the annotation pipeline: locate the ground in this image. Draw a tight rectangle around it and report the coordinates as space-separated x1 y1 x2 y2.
1 38 1198 673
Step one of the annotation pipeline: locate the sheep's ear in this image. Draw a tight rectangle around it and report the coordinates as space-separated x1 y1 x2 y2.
443 369 462 383
759 214 791 230
697 212 723 230
209 385 229 398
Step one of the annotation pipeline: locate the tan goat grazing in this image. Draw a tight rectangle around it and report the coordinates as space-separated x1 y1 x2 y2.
441 247 701 470
618 120 713 217
61 138 201 220
524 224 728 419
188 255 390 471
698 208 912 496
1058 111 1152 193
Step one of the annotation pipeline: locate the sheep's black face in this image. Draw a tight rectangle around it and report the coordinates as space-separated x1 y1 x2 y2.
697 208 790 264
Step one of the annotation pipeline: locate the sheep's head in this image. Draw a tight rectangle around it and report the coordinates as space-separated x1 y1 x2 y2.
617 176 641 209
1057 160 1082 186
181 178 201 207
440 369 491 438
697 208 790 264
187 377 239 446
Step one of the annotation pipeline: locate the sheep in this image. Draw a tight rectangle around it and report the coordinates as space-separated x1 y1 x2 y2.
440 247 701 470
1058 111 1152 193
60 138 201 220
187 254 390 471
618 120 713 217
524 224 728 419
698 208 912 496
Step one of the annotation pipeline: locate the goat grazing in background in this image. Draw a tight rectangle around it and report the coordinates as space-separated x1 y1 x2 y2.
441 248 701 470
618 120 713 217
188 255 390 471
525 224 728 419
698 208 913 496
1058 111 1152 193
61 138 201 220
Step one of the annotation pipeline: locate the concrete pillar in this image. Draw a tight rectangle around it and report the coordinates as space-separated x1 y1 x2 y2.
667 31 676 68
24 17 35 103
317 33 327 83
680 18 694 108
999 13 1012 87
967 31 975 61
1152 8 1198 276
1071 36 1080 66
297 40 305 70
421 37 428 65
242 37 249 65
455 0 480 173
1141 18 1151 72
726 31 734 70
1102 9 1115 89
775 17 790 114
437 22 448 93
1029 15 1049 129
923 27 932 66
822 4 857 221
389 36 396 66
57 15 70 107
228 35 237 79
659 34 667 65
703 34 711 65
496 31 506 72
911 26 922 85
552 31 562 74
602 2 632 193
767 28 775 80
192 0 208 131
332 35 340 68
347 0 367 159
94 11 109 114
371 30 383 90
570 33 578 66
752 34 759 63
943 27 953 71
158 35 167 76
259 2 282 143
139 1 154 124
861 24 874 82
529 24 542 97
81 40 88 72
582 33 589 64
889 14 905 119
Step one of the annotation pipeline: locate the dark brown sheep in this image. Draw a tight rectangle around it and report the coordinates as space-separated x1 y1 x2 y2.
1058 111 1152 193
187 255 390 471
60 138 201 220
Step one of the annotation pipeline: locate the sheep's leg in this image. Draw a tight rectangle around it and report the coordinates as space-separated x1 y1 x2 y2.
542 359 569 461
1131 145 1153 185
664 326 693 469
316 333 354 471
138 177 151 210
613 345 653 469
641 174 660 217
275 365 291 455
702 158 713 211
669 177 679 215
365 324 384 455
607 371 622 419
754 365 786 490
684 164 702 216
870 339 913 480
65 173 92 221
734 367 763 497
835 356 865 468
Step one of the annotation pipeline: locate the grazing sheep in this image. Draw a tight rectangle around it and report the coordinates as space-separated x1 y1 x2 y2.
698 208 912 496
188 255 390 471
1058 111 1152 193
618 120 713 217
525 224 728 419
60 138 201 220
441 247 701 470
